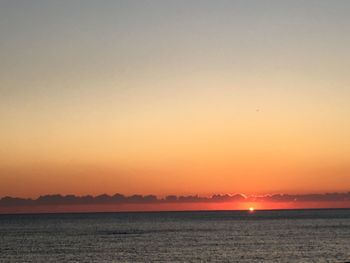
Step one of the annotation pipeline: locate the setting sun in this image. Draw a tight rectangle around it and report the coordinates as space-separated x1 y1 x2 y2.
1 1 350 262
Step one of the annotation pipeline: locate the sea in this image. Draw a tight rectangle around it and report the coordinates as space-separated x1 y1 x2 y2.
0 209 349 262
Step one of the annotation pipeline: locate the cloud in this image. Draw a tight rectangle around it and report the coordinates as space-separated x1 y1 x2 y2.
253 192 350 202
0 192 349 207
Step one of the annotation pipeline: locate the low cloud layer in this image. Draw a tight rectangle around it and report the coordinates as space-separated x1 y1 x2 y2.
1 192 349 207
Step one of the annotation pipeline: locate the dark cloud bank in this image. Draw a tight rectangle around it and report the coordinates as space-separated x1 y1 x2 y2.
1 192 349 207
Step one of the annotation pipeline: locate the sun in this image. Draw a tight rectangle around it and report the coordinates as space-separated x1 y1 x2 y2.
249 207 255 212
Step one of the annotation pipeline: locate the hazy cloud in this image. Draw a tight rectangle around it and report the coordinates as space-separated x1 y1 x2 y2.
1 192 349 207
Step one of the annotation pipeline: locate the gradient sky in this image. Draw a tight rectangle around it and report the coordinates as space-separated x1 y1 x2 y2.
1 0 350 198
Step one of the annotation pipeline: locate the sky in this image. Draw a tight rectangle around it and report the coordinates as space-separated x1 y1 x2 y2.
1 0 350 201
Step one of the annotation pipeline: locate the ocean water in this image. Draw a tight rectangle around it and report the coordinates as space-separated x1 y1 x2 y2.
0 209 349 262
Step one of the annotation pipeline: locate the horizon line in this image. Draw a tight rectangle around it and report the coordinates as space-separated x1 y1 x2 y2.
1 191 350 207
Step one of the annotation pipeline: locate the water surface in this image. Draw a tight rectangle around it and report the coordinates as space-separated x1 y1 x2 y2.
0 209 349 262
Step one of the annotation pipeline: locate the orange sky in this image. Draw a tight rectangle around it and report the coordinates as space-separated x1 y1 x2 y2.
1 1 350 200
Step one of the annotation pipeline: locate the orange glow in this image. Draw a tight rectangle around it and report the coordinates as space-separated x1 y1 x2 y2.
0 199 349 214
1 1 350 208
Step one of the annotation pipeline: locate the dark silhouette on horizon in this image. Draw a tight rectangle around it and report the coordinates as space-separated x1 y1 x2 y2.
1 192 349 207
